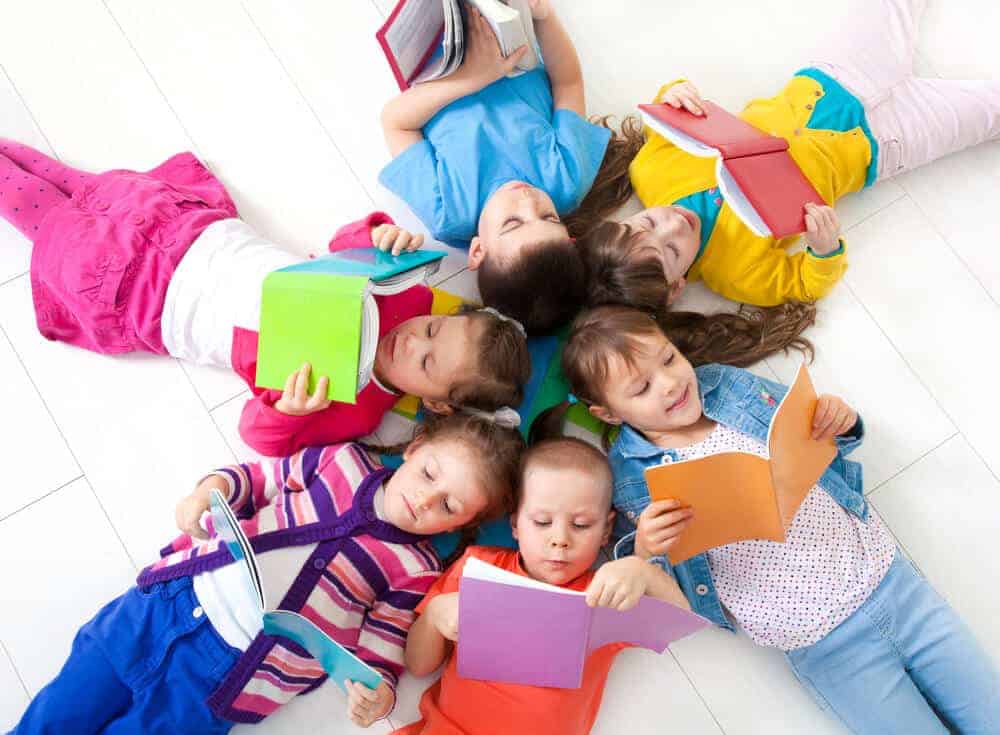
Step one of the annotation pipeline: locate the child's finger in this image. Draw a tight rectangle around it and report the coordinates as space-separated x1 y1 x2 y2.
804 213 817 233
504 44 529 72
307 376 330 409
644 508 694 532
392 230 412 256
294 364 310 400
649 517 693 544
813 404 839 439
355 681 379 702
407 233 425 252
641 499 684 518
585 579 602 607
281 369 297 398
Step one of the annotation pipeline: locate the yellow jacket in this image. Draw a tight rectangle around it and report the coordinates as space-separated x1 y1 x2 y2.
629 74 874 306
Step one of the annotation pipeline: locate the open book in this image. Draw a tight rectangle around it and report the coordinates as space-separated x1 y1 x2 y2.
255 248 445 404
643 365 838 564
638 100 826 238
209 490 382 692
377 0 539 91
457 556 709 688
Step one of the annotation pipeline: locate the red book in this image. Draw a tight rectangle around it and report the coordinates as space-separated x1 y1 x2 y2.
638 101 825 238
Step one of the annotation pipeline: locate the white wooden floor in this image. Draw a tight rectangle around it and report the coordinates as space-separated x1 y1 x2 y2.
1 1 998 733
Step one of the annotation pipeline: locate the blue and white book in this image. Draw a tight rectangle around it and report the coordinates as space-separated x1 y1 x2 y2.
277 247 446 294
209 490 382 692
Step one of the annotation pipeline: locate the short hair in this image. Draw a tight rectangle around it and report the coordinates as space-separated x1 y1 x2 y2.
477 240 587 335
518 437 613 509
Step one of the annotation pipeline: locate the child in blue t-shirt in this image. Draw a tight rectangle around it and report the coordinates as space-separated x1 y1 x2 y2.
379 0 613 335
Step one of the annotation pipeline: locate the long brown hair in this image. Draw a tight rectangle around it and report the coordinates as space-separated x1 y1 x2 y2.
450 306 533 409
365 412 525 565
578 220 816 367
564 115 646 239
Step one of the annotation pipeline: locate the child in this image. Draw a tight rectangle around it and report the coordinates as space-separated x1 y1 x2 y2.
0 139 531 457
393 436 690 735
578 0 1000 313
554 305 999 733
379 0 627 334
11 412 525 734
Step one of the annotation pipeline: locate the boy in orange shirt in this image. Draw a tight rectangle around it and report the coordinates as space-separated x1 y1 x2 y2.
392 437 690 735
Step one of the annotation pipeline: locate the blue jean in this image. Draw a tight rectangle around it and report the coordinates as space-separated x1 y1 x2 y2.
786 553 1000 734
10 577 240 735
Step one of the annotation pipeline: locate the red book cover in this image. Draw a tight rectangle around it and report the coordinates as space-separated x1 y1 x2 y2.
638 101 825 238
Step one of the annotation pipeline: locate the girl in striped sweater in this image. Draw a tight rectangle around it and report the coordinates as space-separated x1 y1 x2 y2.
11 413 524 735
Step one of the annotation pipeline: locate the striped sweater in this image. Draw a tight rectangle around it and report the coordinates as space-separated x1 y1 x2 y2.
137 442 441 724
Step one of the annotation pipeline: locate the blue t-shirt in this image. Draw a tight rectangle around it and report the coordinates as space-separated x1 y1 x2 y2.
378 68 612 247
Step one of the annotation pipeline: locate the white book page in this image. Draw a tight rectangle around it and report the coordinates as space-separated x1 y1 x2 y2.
462 556 583 597
505 0 540 71
639 110 720 159
383 0 447 81
763 363 806 453
357 290 379 391
716 160 770 237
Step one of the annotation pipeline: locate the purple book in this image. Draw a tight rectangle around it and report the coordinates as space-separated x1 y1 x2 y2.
456 557 710 689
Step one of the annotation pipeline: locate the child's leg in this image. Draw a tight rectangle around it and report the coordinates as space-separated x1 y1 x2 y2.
892 558 1000 732
0 153 70 239
0 139 95 195
869 76 1000 180
807 0 926 107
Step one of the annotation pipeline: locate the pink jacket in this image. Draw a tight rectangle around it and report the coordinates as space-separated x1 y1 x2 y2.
232 212 433 456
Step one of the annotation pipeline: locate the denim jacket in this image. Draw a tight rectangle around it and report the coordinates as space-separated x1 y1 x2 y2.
608 363 866 630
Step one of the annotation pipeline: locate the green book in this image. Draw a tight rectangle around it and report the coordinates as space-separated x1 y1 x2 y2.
255 248 445 404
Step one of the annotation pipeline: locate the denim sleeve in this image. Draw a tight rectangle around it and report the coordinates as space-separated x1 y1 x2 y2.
835 415 865 456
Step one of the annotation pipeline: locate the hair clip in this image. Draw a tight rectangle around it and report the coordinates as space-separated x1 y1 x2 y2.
567 393 579 405
480 307 527 338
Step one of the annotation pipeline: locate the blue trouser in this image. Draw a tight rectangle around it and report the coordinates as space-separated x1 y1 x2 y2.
786 553 1000 734
10 577 240 735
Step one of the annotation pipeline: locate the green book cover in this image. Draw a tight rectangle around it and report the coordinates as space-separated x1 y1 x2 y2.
256 270 370 404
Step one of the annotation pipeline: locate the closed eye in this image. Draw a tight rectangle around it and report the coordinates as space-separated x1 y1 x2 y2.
502 216 523 233
442 498 453 514
634 381 650 396
533 520 551 527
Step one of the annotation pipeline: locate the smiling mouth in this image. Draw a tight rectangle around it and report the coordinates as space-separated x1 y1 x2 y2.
401 494 417 521
667 386 690 413
678 208 697 230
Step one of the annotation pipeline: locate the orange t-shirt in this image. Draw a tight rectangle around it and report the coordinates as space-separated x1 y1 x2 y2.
391 546 627 735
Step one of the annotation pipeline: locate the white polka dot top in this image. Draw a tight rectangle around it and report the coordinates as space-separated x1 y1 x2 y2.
673 423 896 650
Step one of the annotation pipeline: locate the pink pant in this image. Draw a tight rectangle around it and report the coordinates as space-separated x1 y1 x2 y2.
808 0 1000 180
0 141 94 237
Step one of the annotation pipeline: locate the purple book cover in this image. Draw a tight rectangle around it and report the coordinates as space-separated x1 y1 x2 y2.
456 558 710 689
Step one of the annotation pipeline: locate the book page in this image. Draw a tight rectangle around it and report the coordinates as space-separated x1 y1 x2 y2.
357 292 379 392
767 365 838 527
639 110 720 158
379 0 446 82
209 489 265 612
716 161 770 237
643 452 784 563
462 555 580 596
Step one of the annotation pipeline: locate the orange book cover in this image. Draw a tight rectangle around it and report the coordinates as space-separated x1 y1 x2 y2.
642 365 837 563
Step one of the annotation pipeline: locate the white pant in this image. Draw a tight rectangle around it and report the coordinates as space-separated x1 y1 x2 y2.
808 0 1000 180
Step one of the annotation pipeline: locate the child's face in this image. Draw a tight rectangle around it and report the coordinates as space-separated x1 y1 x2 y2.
512 464 614 586
468 181 569 269
383 437 491 535
590 331 703 435
373 314 478 410
620 206 701 294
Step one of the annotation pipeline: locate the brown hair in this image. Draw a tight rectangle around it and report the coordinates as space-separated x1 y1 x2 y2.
518 437 613 511
476 239 586 335
365 412 525 565
564 115 646 239
578 220 816 367
448 306 532 410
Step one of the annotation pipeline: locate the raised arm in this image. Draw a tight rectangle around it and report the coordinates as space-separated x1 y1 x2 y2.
528 1 585 115
380 7 528 156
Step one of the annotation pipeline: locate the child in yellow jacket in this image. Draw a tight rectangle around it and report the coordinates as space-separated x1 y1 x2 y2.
581 0 1000 311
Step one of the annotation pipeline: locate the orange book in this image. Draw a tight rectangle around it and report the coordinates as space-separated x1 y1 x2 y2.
643 365 837 563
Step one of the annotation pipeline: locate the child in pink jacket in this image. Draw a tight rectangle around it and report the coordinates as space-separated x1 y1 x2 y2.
0 140 530 456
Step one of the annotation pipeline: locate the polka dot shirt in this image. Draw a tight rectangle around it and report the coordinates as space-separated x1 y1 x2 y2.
674 423 896 650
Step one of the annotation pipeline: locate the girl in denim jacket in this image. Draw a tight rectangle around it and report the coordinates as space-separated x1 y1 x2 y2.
549 305 998 734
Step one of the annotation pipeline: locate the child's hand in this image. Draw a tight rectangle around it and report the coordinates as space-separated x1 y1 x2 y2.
426 592 460 641
803 203 842 256
175 475 227 540
585 557 650 611
634 499 693 559
526 0 553 20
454 6 528 89
345 679 393 727
812 395 858 440
661 81 706 116
273 363 333 417
371 224 424 256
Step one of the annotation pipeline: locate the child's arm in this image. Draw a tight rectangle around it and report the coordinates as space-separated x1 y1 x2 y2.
380 7 528 156
585 556 690 611
528 1 585 116
326 211 423 255
405 592 459 676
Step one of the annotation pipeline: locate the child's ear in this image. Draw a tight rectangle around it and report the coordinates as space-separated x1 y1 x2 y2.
588 404 621 425
422 399 454 416
467 237 487 271
602 510 616 545
666 277 687 305
402 433 425 461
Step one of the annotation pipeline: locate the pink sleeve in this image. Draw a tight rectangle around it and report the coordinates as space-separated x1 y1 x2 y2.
238 391 384 458
327 211 395 254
